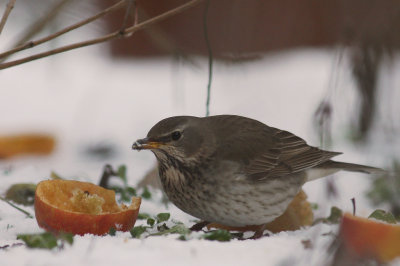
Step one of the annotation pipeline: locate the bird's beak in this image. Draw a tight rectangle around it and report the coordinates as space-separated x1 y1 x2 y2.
132 137 163 151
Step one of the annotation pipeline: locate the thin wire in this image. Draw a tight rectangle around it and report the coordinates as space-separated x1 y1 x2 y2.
203 0 213 117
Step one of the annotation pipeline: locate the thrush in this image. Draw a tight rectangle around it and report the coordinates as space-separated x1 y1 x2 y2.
132 115 382 237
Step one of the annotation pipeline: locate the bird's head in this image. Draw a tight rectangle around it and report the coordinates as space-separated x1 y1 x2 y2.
132 116 213 162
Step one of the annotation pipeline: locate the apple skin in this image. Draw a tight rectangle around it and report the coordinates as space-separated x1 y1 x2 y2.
340 213 400 262
34 180 141 236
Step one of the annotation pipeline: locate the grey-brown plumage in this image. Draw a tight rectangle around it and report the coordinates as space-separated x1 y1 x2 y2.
132 115 382 228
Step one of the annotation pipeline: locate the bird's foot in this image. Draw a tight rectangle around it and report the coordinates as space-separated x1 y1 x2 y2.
190 221 210 231
249 224 269 240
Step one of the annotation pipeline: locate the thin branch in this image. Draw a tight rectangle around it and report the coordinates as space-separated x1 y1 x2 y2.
0 0 16 35
0 196 33 219
12 0 71 48
123 0 202 35
0 0 203 70
0 0 126 60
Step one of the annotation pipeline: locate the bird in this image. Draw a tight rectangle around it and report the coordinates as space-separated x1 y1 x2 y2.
132 115 382 238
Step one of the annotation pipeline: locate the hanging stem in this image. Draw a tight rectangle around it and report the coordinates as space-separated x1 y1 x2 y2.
203 0 213 117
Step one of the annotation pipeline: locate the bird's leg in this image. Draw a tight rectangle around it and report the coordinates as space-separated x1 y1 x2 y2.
249 224 269 239
190 221 210 231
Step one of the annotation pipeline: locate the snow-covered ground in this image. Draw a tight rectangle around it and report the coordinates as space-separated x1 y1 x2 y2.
0 43 396 265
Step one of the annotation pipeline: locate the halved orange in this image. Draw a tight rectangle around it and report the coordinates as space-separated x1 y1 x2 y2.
35 180 141 236
340 213 400 262
0 134 55 159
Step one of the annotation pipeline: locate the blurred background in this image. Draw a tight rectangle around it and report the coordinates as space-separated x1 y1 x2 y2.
1 0 400 218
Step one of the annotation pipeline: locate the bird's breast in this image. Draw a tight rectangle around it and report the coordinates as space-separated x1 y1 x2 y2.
159 165 187 190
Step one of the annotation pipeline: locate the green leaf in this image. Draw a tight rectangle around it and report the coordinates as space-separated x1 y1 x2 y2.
110 186 123 193
156 213 170 223
120 190 132 202
230 232 244 239
147 218 155 227
168 224 190 235
5 183 36 206
17 232 73 249
126 187 137 197
157 223 169 232
117 165 127 184
141 187 152 199
58 232 74 245
150 224 190 236
50 171 63 180
17 233 57 249
178 235 188 241
130 226 147 238
368 209 397 224
137 213 151 220
366 161 400 214
108 227 116 236
203 230 232 242
325 206 343 224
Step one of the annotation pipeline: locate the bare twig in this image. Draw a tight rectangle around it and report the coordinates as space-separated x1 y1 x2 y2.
0 0 16 35
0 0 126 60
13 0 71 48
123 0 202 36
0 0 203 70
0 196 33 218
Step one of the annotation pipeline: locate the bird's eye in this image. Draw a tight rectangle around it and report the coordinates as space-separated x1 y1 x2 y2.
171 131 182 141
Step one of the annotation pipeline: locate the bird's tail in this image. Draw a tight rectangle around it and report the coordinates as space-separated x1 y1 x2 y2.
305 160 385 182
323 160 385 174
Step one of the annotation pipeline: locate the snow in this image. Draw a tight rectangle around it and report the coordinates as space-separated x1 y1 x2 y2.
0 44 395 265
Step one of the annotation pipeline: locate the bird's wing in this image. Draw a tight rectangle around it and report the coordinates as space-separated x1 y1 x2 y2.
245 128 341 180
204 115 341 181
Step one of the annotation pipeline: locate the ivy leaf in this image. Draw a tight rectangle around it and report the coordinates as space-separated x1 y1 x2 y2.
203 230 232 242
314 206 343 225
368 209 397 224
157 223 169 232
110 186 123 194
17 232 73 249
108 227 116 236
59 233 74 245
126 187 137 197
141 187 152 200
5 183 36 206
137 213 151 220
178 235 188 241
50 171 63 180
150 224 190 236
156 213 170 223
147 218 155 227
117 165 127 185
130 226 148 238
325 206 343 224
